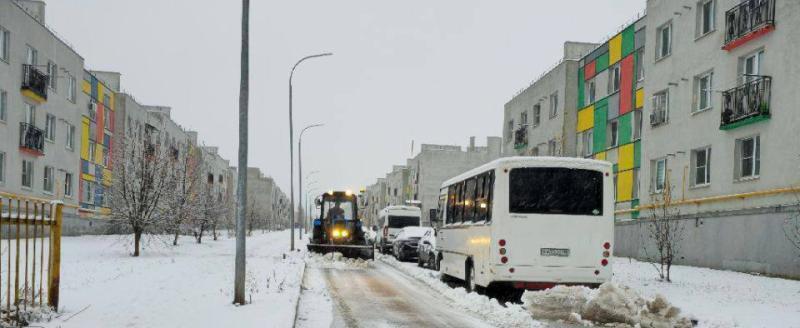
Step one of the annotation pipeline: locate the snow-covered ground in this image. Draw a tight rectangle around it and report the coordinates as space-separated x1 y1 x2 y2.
40 230 306 328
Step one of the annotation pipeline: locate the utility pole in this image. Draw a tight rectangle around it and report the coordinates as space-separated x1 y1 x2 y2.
298 124 323 241
233 0 249 305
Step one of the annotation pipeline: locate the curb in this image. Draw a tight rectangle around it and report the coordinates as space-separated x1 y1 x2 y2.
292 259 308 328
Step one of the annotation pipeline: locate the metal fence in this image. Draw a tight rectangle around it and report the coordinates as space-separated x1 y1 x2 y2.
0 194 62 326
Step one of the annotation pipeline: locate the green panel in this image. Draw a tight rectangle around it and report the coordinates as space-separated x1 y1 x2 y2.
618 112 632 145
719 114 770 130
612 163 618 173
622 25 636 58
631 199 640 220
593 102 608 153
595 52 609 72
577 69 585 108
634 140 642 168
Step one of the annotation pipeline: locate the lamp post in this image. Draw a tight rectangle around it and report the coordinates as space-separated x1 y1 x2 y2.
289 53 332 251
298 124 323 240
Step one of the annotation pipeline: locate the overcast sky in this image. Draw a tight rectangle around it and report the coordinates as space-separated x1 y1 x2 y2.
46 0 644 197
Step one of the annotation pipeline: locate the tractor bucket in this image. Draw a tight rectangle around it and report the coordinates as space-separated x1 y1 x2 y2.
307 243 375 261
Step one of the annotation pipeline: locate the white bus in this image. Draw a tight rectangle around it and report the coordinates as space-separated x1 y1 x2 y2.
436 157 613 296
376 205 422 253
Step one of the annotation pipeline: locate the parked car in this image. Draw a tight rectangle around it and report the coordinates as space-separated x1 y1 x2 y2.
417 228 437 269
392 226 432 261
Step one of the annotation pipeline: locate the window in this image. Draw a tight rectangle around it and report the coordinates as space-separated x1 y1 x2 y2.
66 124 75 150
103 148 109 167
607 120 619 148
208 173 214 184
104 94 111 107
0 152 5 184
695 72 713 112
66 74 76 102
652 158 667 193
43 166 54 193
692 147 712 186
45 114 56 142
26 45 37 65
104 108 111 130
736 136 760 179
531 146 539 156
742 50 763 83
219 175 224 183
588 80 597 103
64 172 73 197
545 139 555 156
609 65 621 93
632 168 640 199
0 26 9 62
549 92 559 118
697 0 715 36
21 160 33 189
509 168 603 216
24 103 35 124
636 48 645 81
506 120 514 140
47 62 58 90
89 143 96 161
394 188 398 196
0 89 6 122
89 101 97 121
463 177 477 222
476 171 494 222
657 23 672 60
582 130 594 157
533 104 541 126
82 180 94 204
520 111 528 126
651 90 669 126
633 110 643 140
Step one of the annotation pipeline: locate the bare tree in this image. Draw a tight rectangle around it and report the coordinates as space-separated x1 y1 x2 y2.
167 144 204 246
643 176 685 282
110 134 176 257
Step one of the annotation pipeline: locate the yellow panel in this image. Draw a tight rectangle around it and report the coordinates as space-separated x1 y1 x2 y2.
617 170 633 202
97 85 105 103
95 144 104 164
80 119 90 160
108 90 115 110
82 80 91 95
103 169 113 186
594 151 607 161
618 143 635 171
609 34 623 65
20 90 46 104
82 173 95 182
635 88 644 109
577 105 595 132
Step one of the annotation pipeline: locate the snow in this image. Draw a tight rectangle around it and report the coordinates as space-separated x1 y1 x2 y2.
38 230 306 328
305 251 373 270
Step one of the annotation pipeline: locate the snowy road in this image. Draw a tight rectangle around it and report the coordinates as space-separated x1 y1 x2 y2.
303 260 494 328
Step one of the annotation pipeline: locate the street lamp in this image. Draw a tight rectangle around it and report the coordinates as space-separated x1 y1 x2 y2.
298 123 324 240
289 53 332 251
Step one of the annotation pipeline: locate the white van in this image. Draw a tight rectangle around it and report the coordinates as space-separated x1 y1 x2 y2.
376 206 421 253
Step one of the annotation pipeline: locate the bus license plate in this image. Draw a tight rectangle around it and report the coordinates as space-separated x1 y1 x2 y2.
540 248 570 257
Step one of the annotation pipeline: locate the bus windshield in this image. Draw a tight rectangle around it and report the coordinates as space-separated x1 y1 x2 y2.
388 215 420 228
509 167 603 216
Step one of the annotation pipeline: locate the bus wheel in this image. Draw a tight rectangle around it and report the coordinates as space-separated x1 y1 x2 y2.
465 261 477 293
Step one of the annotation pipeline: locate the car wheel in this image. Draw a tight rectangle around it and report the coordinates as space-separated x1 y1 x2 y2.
429 253 437 270
417 254 424 267
465 262 477 293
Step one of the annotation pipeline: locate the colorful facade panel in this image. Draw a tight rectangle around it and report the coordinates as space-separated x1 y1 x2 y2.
79 71 115 216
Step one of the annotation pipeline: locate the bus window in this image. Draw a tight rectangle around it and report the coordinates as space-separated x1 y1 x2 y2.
476 171 493 222
464 177 477 222
454 182 464 223
509 167 603 216
486 171 494 221
447 185 456 224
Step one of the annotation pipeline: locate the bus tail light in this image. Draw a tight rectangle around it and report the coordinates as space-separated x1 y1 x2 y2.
501 256 508 264
498 239 506 247
499 248 507 255
601 259 608 266
603 251 610 258
603 242 611 250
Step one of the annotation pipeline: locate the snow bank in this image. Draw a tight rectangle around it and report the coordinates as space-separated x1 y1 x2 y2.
306 252 373 270
378 254 540 328
523 282 693 327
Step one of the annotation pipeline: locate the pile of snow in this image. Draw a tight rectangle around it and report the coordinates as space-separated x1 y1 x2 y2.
306 252 372 270
378 254 539 328
523 282 693 327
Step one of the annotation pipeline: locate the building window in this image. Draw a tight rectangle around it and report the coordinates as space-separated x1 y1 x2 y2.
656 22 672 60
24 103 35 124
0 89 6 122
520 111 528 126
89 143 96 161
549 92 558 118
636 48 645 81
695 72 713 112
67 74 76 102
0 152 5 184
632 168 640 199
697 0 715 37
741 50 763 83
506 120 514 140
691 147 712 186
26 45 37 65
651 90 669 126
633 110 643 140
64 172 73 197
104 108 111 130
582 130 593 157
547 139 557 156
588 80 597 103
533 104 541 126
103 148 109 167
82 180 94 204
0 26 9 62
45 114 56 142
89 101 97 121
736 136 760 180
43 166 54 193
652 158 667 193
607 120 619 148
21 160 33 189
66 124 75 150
531 147 539 156
609 65 621 93
47 62 58 91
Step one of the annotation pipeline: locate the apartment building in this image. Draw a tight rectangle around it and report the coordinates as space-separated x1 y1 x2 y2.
503 42 597 157
576 18 647 220
407 136 501 226
384 165 410 207
362 178 386 227
0 0 84 210
614 0 800 278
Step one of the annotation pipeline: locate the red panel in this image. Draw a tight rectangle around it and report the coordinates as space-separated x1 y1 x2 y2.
619 55 634 115
584 61 596 80
722 25 775 51
96 103 105 142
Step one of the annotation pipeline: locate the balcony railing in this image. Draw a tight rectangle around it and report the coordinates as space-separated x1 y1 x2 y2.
19 122 45 154
721 76 771 129
724 0 775 50
513 128 528 149
21 64 49 101
649 107 667 126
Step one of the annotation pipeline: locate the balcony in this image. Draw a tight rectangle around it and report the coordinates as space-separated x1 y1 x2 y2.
513 128 528 150
19 122 45 155
21 64 49 103
723 0 775 51
720 76 771 130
